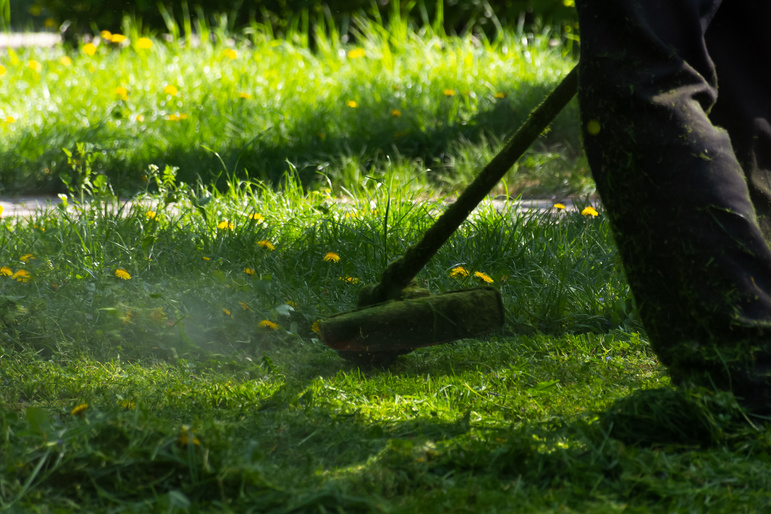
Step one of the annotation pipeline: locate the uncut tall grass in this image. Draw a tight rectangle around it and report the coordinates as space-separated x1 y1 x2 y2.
0 14 583 195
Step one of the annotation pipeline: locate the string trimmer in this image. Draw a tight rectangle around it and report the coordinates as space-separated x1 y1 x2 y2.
319 66 578 364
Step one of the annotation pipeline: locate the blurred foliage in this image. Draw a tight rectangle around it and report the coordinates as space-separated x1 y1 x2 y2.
30 0 577 38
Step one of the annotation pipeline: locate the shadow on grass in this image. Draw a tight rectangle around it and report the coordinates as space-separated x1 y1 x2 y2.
3 80 580 195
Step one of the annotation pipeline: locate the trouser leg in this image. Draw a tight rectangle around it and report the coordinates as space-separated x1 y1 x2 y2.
576 0 771 384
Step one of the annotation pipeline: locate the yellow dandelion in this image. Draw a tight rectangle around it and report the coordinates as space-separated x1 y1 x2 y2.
449 266 469 278
137 37 153 49
286 301 298 308
0 64 6 76
347 48 366 59
553 203 566 210
239 301 251 311
71 404 88 417
135 114 145 122
202 256 211 261
12 270 30 282
167 114 180 121
217 220 234 230
346 100 358 108
115 268 131 280
59 56 72 66
0 205 3 216
28 60 42 72
238 92 252 99
110 34 127 44
121 400 135 410
339 276 359 284
443 89 456 96
114 86 129 100
311 321 321 335
146 210 156 220
178 113 188 120
586 119 601 136
178 426 201 446
244 267 256 275
474 271 494 284
223 48 238 60
323 252 340 263
5 116 16 124
249 212 264 221
257 240 275 251
100 30 112 40
0 266 12 276
259 320 279 330
581 206 599 217
20 254 35 263
81 43 97 56
391 109 402 117
222 308 232 317
163 84 178 96
494 92 506 99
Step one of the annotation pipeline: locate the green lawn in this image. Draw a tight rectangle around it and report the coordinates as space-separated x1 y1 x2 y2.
3 13 771 514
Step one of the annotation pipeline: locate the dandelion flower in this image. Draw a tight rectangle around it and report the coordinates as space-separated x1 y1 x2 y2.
110 34 127 44
137 37 153 49
202 256 210 261
135 114 145 122
494 92 506 99
115 268 131 280
178 426 201 446
244 267 256 275
257 240 275 251
5 116 16 124
12 270 30 282
346 100 358 108
20 254 35 263
474 271 494 284
114 86 129 100
163 84 178 96
81 43 97 56
0 65 6 76
150 308 165 322
323 252 340 263
217 220 234 230
391 109 402 117
146 210 156 220
28 60 42 72
100 31 112 40
553 203 566 210
311 321 321 335
238 92 252 99
121 400 135 409
0 266 12 276
222 308 232 317
347 48 366 59
167 114 180 121
259 320 279 330
249 212 264 221
339 276 359 284
59 56 72 66
449 266 469 278
443 89 456 96
71 404 88 417
223 48 238 60
581 206 599 217
239 301 251 311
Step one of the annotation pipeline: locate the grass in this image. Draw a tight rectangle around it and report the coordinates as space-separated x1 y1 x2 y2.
0 8 588 197
3 9 771 514
3 169 771 512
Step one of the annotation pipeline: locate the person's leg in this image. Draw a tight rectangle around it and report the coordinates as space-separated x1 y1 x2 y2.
706 2 771 239
577 0 771 406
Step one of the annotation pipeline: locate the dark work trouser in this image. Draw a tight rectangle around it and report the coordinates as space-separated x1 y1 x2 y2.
576 0 771 384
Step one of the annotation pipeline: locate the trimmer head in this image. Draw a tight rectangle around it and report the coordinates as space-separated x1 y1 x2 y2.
319 286 505 364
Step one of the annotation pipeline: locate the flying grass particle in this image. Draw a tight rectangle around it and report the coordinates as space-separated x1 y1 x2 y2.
115 268 131 280
324 252 340 263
